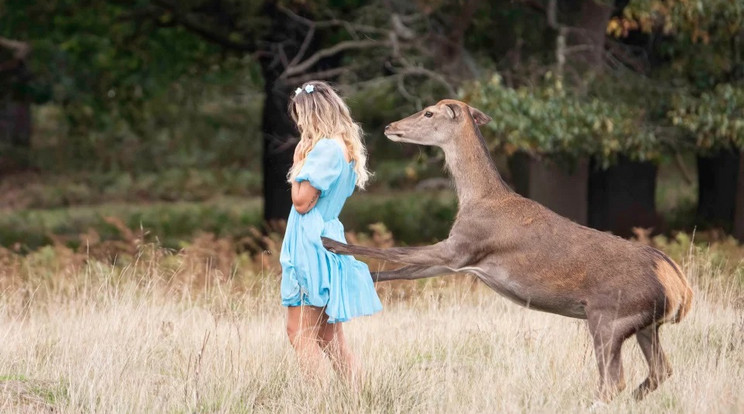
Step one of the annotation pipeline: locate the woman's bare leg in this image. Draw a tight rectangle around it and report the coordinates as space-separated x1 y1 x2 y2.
318 319 359 387
286 305 326 379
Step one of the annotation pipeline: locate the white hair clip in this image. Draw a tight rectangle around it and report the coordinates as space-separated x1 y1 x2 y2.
294 84 315 97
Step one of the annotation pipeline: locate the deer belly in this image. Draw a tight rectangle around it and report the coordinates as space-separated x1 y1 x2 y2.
460 265 587 319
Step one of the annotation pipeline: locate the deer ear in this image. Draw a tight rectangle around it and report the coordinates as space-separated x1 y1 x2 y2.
444 104 457 120
468 106 492 126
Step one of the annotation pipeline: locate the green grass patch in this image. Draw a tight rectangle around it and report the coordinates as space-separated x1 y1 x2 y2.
0 191 458 251
0 374 28 382
0 168 262 210
0 197 262 251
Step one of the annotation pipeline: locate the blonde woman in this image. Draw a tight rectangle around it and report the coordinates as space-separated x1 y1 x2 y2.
280 81 382 383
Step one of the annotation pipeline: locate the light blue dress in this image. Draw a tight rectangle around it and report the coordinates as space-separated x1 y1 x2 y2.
280 139 383 323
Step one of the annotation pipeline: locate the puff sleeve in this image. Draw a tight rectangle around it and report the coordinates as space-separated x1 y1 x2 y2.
295 139 344 193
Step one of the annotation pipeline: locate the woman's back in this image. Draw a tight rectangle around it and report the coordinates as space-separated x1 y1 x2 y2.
290 138 357 221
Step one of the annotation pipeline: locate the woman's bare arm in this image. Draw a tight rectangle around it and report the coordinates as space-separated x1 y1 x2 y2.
292 180 320 214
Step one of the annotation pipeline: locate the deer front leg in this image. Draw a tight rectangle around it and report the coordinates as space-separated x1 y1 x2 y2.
322 237 457 267
371 265 455 282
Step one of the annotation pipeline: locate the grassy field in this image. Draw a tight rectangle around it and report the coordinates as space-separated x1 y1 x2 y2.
0 236 742 413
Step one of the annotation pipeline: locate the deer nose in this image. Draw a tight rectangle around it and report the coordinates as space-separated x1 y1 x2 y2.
384 124 391 131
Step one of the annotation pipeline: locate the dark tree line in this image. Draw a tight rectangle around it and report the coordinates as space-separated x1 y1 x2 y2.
1 0 742 239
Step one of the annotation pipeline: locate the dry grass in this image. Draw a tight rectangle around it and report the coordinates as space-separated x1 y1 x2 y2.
0 237 743 413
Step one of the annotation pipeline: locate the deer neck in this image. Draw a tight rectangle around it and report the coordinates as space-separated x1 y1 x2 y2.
442 126 510 203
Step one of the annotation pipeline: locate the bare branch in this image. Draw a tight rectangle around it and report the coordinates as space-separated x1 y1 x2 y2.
396 75 420 105
564 45 595 54
0 37 31 60
391 14 416 40
285 65 363 85
519 0 547 15
555 27 566 79
150 0 255 51
395 66 456 96
605 39 648 73
278 5 389 36
281 39 390 78
277 44 289 68
546 0 558 29
288 25 316 69
277 4 314 26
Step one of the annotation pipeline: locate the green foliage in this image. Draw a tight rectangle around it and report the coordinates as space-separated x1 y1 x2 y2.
2 0 221 106
669 83 744 152
0 168 262 209
342 191 457 244
621 0 744 88
27 66 263 172
0 198 263 251
1 0 264 172
0 192 458 251
463 74 663 168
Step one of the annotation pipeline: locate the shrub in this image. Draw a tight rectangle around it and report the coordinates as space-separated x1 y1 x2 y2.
462 74 664 169
0 192 458 251
669 83 744 153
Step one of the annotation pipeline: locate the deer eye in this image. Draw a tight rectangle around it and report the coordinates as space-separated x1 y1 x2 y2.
424 111 433 118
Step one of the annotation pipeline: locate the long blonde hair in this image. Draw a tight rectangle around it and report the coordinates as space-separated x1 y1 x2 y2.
287 81 371 189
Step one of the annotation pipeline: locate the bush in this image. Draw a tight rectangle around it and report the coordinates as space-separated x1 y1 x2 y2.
0 169 262 209
462 74 664 169
669 83 744 153
0 191 458 251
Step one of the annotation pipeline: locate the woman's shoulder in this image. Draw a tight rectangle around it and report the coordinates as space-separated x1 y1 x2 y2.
312 138 349 162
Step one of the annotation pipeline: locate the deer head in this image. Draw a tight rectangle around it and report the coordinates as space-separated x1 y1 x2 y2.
383 99 492 147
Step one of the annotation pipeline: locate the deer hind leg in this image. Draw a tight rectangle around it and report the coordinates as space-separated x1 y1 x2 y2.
588 313 634 401
371 265 453 282
633 324 673 400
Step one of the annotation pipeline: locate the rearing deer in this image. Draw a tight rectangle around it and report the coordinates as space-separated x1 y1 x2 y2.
322 99 693 402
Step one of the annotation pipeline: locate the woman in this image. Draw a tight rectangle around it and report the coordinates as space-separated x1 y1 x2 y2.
280 81 382 383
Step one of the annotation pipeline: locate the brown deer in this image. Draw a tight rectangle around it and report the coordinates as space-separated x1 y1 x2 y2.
322 99 693 402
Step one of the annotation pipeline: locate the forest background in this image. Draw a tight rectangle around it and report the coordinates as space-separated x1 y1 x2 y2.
1 0 743 252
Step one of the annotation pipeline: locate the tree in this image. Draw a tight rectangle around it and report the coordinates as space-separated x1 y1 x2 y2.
1 0 233 172
2 0 493 221
622 0 744 238
131 0 486 222
670 84 744 239
0 36 32 173
464 0 667 235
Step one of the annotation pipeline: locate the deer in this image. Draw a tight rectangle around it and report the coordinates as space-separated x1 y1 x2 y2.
322 99 693 402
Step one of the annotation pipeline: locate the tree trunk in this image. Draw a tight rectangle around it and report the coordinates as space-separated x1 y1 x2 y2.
258 3 322 223
734 150 744 241
588 156 659 237
0 100 32 173
0 39 32 174
260 73 296 223
430 0 482 82
696 149 739 231
564 0 614 80
506 151 530 196
0 100 31 146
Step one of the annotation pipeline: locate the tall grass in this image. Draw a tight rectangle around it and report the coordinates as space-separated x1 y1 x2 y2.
0 238 742 413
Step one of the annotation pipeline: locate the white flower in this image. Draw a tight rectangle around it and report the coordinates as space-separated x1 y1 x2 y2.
304 84 315 93
294 87 302 96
